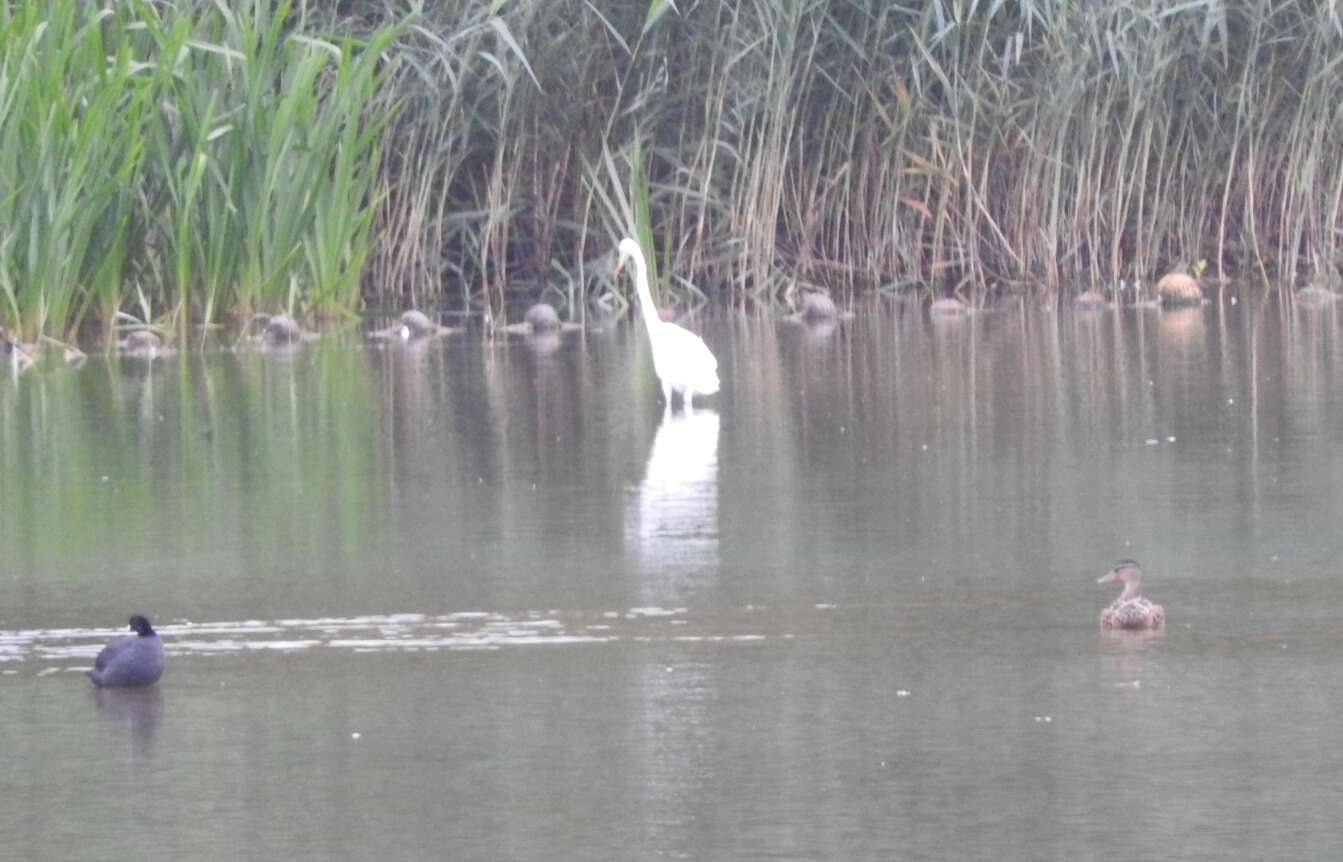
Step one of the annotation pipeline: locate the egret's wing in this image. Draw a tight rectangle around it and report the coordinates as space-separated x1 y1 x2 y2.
662 324 718 373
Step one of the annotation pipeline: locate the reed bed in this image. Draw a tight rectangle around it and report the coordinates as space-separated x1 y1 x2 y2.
3 0 1341 344
339 0 1343 315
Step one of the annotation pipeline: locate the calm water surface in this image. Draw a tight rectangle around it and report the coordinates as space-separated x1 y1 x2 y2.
3 295 1343 860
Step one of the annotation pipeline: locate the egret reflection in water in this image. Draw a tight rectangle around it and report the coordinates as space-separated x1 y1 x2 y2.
625 410 723 855
628 411 721 604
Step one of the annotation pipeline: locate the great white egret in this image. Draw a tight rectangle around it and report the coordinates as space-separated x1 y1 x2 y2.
616 238 720 411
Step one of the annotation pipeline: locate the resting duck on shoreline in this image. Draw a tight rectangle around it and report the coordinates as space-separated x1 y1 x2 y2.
1098 559 1165 630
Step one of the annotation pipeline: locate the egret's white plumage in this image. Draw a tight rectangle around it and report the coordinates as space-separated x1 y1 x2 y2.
616 238 719 412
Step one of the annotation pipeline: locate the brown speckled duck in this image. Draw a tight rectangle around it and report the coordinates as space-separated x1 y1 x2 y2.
1098 559 1165 630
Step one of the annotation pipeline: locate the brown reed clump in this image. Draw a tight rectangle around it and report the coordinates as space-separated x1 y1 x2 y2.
325 0 1343 313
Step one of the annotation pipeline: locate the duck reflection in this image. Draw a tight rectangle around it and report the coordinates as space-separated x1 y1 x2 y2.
1157 305 1206 346
93 685 163 760
524 330 562 356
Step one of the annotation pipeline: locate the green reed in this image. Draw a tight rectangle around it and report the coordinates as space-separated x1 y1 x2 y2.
137 0 400 326
0 3 148 341
0 0 398 344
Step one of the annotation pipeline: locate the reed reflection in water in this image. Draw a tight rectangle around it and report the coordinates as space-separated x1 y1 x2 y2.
1 295 1342 859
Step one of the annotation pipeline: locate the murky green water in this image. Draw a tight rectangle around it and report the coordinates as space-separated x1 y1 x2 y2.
3 296 1343 860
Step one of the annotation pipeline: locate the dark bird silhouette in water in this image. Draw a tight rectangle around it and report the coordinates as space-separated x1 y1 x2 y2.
88 615 164 687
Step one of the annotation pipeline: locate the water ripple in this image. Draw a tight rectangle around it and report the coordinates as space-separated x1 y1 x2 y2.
0 605 814 676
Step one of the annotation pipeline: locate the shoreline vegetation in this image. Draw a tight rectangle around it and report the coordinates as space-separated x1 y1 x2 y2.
2 1 1342 351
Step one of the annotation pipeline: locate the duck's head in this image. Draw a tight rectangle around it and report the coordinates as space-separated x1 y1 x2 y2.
128 614 156 637
1098 559 1143 588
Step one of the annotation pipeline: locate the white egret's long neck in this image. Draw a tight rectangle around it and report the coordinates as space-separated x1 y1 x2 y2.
630 253 662 334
